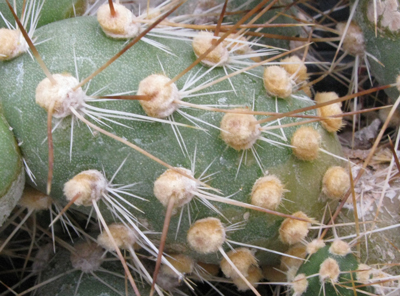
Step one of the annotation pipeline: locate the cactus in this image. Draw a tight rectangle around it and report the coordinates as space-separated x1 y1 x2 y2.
35 240 153 296
291 238 400 296
350 0 400 101
290 240 361 295
4 0 395 295
0 6 346 254
0 112 24 226
0 0 88 29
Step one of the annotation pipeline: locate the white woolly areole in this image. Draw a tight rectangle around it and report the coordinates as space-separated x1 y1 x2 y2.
97 3 140 39
187 217 225 254
367 0 400 32
263 66 293 98
0 29 28 61
322 166 350 199
315 91 341 106
319 258 340 283
281 55 308 83
279 211 311 245
220 109 261 150
336 22 365 56
220 248 257 279
192 31 229 67
154 168 197 208
315 91 343 132
329 239 351 256
232 265 263 291
97 223 137 251
356 264 372 282
70 242 104 273
291 126 321 161
18 186 53 211
160 254 195 278
137 74 180 118
251 175 285 210
286 266 299 282
306 239 325 255
292 273 308 296
281 243 307 272
63 170 108 207
35 74 86 118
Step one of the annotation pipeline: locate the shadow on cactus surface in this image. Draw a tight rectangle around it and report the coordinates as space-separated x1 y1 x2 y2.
0 0 400 295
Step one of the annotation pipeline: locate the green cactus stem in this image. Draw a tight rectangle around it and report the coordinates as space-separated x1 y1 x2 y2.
0 111 24 226
0 12 344 270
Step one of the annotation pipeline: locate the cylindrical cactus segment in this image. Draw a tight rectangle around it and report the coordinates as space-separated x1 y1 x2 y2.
354 0 400 101
0 16 344 266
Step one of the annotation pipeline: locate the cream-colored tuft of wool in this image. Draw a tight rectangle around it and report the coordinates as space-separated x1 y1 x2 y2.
36 73 86 118
291 126 321 161
306 239 325 255
18 186 53 211
137 74 180 118
0 29 24 61
160 254 195 278
292 273 308 296
220 248 257 279
281 56 308 83
315 91 341 106
336 22 365 56
232 265 263 291
97 3 140 38
97 223 137 251
154 168 197 208
263 65 292 98
322 166 350 199
315 92 343 132
367 0 400 32
220 109 261 150
63 170 108 207
280 243 307 272
356 264 372 282
251 175 286 210
329 239 351 256
187 217 225 254
279 211 311 245
319 258 340 283
192 31 229 66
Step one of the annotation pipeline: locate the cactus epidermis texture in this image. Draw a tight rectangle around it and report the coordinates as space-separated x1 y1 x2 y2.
0 15 343 266
0 0 88 29
0 112 24 226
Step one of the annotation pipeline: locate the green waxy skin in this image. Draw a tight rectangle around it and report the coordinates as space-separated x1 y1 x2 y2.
0 16 343 265
355 0 400 101
0 111 24 226
0 0 88 29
